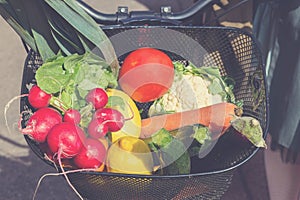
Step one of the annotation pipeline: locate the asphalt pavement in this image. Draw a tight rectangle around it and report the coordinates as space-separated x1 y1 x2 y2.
0 1 269 200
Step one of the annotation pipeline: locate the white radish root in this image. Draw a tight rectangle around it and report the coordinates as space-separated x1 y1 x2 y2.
33 148 98 200
4 94 29 134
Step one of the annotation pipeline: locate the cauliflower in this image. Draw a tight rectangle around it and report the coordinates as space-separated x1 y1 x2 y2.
148 61 238 146
148 61 237 145
149 61 236 116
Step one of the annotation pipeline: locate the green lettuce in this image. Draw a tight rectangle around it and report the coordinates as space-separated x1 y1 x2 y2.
35 52 117 110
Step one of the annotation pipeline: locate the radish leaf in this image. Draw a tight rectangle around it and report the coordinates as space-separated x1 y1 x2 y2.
35 55 69 94
35 53 117 110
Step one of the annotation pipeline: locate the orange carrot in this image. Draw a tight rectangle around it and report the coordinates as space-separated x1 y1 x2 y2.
141 102 240 139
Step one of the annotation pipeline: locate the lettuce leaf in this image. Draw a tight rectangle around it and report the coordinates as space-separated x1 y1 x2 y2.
35 52 117 110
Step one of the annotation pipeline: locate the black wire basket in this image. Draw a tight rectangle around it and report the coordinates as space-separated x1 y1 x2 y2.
20 26 268 200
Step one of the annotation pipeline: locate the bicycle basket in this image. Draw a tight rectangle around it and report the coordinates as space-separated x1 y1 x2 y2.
20 26 268 200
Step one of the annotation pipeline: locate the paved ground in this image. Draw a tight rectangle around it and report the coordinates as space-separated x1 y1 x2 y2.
0 1 269 199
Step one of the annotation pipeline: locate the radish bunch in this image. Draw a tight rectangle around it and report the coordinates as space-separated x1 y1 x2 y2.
21 85 128 170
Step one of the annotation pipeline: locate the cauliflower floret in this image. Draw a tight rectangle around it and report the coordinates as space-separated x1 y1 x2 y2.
149 73 224 116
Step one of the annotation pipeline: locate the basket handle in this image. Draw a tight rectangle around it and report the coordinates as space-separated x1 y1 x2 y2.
76 0 219 25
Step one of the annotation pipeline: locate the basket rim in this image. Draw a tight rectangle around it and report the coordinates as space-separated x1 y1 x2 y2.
101 25 256 37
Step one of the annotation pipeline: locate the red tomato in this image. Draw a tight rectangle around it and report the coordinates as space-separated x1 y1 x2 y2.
118 47 174 103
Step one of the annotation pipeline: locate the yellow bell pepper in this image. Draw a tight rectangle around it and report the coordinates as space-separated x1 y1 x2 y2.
106 89 141 143
106 136 154 175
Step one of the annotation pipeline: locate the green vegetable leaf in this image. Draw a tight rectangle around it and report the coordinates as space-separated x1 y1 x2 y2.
170 126 215 158
0 0 58 61
1 0 120 73
49 22 80 56
208 78 224 95
35 53 118 111
107 96 126 110
0 0 37 52
161 143 190 175
144 129 191 175
22 0 59 61
45 0 119 76
231 116 267 148
147 128 173 148
32 29 56 60
79 103 94 129
35 55 69 94
193 126 211 144
60 91 72 108
173 61 237 104
76 62 117 97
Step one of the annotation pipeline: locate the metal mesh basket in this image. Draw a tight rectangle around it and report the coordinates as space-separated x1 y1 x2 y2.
20 26 268 200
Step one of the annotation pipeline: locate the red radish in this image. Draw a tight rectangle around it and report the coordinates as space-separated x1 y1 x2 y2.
28 85 52 109
88 118 109 138
38 123 89 200
28 85 70 113
73 138 106 169
39 142 74 168
93 108 125 132
47 122 85 159
63 109 81 124
34 127 108 200
85 88 108 109
21 107 62 143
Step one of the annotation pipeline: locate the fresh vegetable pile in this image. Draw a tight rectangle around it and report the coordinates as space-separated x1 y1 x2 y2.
19 47 266 179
